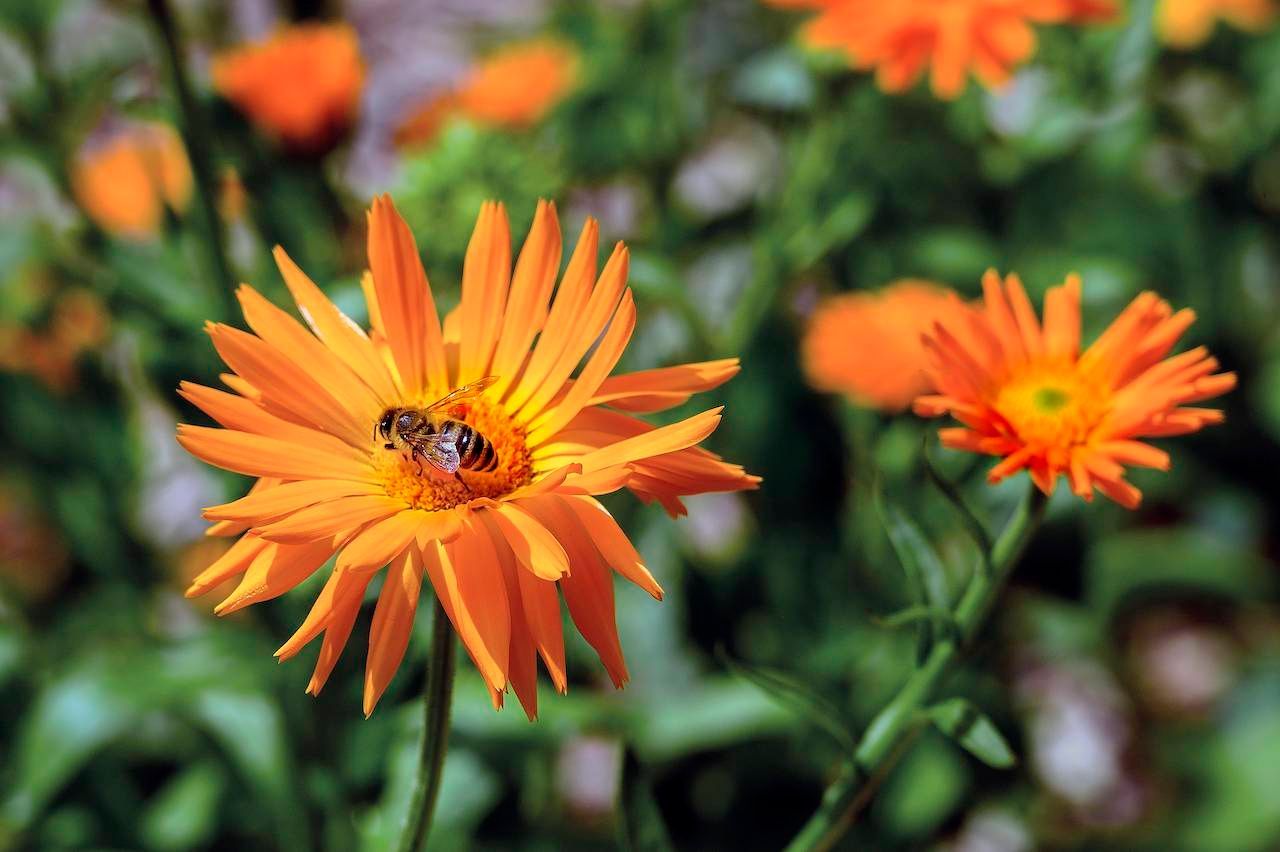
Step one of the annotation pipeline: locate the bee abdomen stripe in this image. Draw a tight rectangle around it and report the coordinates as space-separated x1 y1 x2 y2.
459 429 482 468
479 441 499 472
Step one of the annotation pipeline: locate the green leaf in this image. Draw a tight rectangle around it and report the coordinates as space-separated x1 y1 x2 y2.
874 605 959 642
139 761 225 852
618 749 675 852
926 698 1017 769
719 650 856 752
876 491 953 660
922 441 993 577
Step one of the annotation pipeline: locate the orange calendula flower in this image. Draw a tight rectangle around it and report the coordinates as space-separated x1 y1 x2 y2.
178 196 758 717
395 39 577 147
914 271 1236 508
211 23 364 152
768 0 1116 99
803 280 975 411
1156 0 1275 47
70 120 192 239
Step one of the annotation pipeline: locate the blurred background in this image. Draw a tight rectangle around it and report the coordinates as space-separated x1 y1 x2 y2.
1 0 1279 849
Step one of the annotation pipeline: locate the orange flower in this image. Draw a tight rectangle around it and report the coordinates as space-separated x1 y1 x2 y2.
395 39 577 146
178 196 758 717
212 23 364 152
768 0 1116 98
1156 0 1275 47
802 280 975 411
914 271 1236 508
70 120 192 239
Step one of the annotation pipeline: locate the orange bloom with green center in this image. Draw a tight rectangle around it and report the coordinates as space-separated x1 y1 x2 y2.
212 23 364 152
768 0 1116 99
395 39 577 148
914 271 1235 508
177 196 758 717
70 120 192 239
802 280 976 411
1156 0 1275 47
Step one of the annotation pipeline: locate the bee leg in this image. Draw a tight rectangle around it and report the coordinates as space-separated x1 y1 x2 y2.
454 472 472 494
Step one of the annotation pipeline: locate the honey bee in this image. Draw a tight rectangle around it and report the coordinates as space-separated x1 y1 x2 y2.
375 377 500 489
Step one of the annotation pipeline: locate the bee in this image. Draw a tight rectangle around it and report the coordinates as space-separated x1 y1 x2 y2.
375 377 500 490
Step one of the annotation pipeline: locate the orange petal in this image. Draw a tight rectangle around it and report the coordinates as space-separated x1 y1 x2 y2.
186 533 268 597
367 195 449 396
457 201 512 385
484 518 540 719
574 407 723 476
527 290 637 444
206 322 367 446
485 501 570 580
274 246 398 403
552 508 629 688
363 547 427 715
514 243 628 422
560 495 663 600
214 538 336 614
178 382 355 457
490 200 561 398
503 217 599 414
306 584 365 696
589 358 740 413
337 509 426 573
423 531 510 691
276 567 374 662
254 494 404 544
236 284 384 424
177 425 375 482
204 478 381 523
475 511 566 693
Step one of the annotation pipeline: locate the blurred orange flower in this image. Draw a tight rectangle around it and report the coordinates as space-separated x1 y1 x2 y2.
1156 0 1275 47
212 23 364 152
914 271 1235 507
70 120 192 239
768 0 1116 99
0 289 110 394
396 39 577 147
178 196 758 717
802 280 975 411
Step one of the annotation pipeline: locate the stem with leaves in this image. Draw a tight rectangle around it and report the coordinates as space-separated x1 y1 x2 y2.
396 599 458 852
785 483 1048 852
144 0 238 321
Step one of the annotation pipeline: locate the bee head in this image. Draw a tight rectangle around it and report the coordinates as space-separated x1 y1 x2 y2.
376 409 396 442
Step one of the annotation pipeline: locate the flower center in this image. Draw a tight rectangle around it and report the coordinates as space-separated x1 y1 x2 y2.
372 396 534 511
992 362 1111 452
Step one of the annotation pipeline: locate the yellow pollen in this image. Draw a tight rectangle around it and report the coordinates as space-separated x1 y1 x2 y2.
992 362 1112 452
372 396 534 511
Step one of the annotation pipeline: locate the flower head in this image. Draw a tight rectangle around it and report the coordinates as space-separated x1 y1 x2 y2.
395 39 577 148
70 120 191 239
178 196 758 717
768 0 1116 99
1156 0 1275 47
803 280 975 411
914 271 1235 507
212 23 364 152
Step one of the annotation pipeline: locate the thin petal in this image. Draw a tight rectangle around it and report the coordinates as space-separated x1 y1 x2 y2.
177 425 375 482
457 201 512 385
363 547 427 715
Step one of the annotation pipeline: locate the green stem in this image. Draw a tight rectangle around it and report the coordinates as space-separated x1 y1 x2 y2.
785 484 1048 852
144 0 238 321
397 599 458 852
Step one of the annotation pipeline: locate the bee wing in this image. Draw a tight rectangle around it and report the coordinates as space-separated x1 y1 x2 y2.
403 431 461 474
422 376 499 414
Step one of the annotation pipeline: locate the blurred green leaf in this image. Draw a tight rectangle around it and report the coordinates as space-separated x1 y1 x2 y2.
720 650 855 752
1087 528 1274 618
925 698 1016 770
617 749 674 852
873 732 969 840
139 761 225 852
633 677 795 762
188 690 307 851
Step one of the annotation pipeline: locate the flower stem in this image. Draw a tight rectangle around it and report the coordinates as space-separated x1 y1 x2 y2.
785 484 1048 852
397 598 458 852
144 0 238 321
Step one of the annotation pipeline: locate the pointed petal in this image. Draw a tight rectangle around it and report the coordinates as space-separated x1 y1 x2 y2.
364 547 427 715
